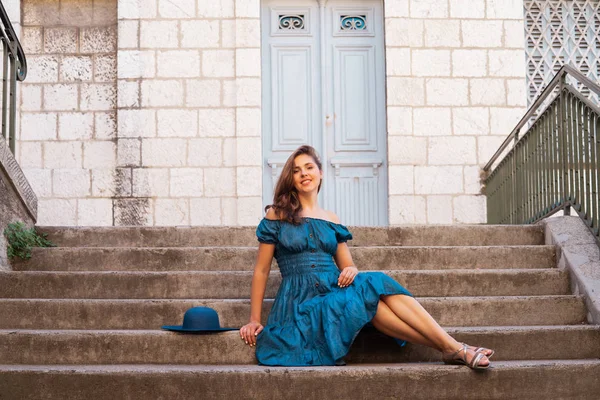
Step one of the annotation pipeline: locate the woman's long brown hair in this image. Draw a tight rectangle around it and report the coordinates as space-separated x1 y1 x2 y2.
265 145 323 225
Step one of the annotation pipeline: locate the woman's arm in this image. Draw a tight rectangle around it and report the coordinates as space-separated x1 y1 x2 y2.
249 242 274 323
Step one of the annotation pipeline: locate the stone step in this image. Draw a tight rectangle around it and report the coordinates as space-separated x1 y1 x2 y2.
12 245 557 271
1 360 599 399
0 296 586 329
0 269 570 298
0 326 597 365
37 225 545 247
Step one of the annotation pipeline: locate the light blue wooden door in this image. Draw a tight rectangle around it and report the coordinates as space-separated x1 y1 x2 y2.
261 0 387 226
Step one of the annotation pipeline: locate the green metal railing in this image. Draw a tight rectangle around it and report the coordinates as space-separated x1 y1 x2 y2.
484 65 600 245
0 0 27 154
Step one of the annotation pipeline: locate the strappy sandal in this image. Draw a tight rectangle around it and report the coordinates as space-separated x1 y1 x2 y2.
461 342 495 359
442 343 490 370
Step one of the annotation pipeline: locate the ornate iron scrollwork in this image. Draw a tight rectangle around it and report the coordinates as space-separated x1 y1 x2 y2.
340 15 367 31
279 15 305 30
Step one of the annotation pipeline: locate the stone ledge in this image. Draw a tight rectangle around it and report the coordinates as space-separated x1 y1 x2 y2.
539 216 600 323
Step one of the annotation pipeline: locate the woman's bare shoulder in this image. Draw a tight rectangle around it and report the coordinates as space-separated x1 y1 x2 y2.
265 207 281 221
325 210 341 224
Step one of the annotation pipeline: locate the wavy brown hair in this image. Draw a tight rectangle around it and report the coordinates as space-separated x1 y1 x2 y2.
265 145 323 225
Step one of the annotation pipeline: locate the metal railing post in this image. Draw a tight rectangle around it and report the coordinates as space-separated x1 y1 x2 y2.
559 72 571 216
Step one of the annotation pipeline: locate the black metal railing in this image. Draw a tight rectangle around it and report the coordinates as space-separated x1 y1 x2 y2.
0 0 27 154
484 65 599 245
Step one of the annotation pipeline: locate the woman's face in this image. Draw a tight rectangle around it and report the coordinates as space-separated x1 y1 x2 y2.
292 154 322 194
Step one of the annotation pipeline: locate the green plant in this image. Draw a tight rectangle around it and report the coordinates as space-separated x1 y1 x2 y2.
4 221 55 260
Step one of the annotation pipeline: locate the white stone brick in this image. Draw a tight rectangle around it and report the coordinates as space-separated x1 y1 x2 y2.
19 143 43 168
84 141 117 169
477 135 507 164
426 78 469 106
410 0 448 18
221 197 237 225
44 142 82 168
389 195 427 224
53 169 90 197
203 50 235 78
43 84 78 111
204 168 235 197
236 19 260 48
236 138 261 166
60 56 93 82
21 113 57 141
427 196 453 224
27 56 59 83
132 168 170 196
389 166 414 195
118 109 156 138
461 21 503 48
237 196 262 225
470 79 506 106
506 79 527 107
78 199 113 226
198 0 234 17
142 138 187 167
226 78 261 107
96 112 117 140
237 166 261 196
385 0 409 17
117 138 141 166
186 80 221 107
486 0 523 19
453 195 486 223
198 109 235 137
81 27 117 53
464 166 483 194
387 77 425 106
236 108 260 137
188 138 223 166
157 50 200 78
387 107 412 135
489 107 524 135
450 0 485 18
388 137 427 165
94 55 117 82
385 19 424 47
223 138 236 167
155 198 189 226
119 0 157 19
22 168 52 198
117 51 156 79
489 50 526 77
452 50 487 77
412 50 450 77
37 199 77 226
415 166 463 194
428 136 477 165
91 168 132 197
158 0 195 18
236 0 260 18
413 108 452 136
114 198 154 226
424 20 460 47
140 21 178 48
21 85 42 111
118 80 140 108
236 49 261 77
170 168 203 196
190 198 222 225
386 48 411 76
221 20 236 48
118 20 139 49
157 109 198 137
181 20 220 48
141 80 184 107
44 27 77 53
58 113 94 140
80 84 117 111
22 27 43 54
453 107 490 135
504 20 525 48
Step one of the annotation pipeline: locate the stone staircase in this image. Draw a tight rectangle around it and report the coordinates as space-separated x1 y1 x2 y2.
1 225 599 399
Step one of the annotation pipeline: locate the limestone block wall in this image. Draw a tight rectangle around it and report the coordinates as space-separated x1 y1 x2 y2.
384 0 527 224
18 0 118 226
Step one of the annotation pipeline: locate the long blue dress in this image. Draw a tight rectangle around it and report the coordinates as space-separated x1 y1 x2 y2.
255 216 413 366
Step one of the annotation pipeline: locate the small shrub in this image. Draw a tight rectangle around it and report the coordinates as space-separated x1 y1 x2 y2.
4 221 55 260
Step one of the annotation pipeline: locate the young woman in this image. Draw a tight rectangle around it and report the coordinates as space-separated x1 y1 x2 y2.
239 145 493 369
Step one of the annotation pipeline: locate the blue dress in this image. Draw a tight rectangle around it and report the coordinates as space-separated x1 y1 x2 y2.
255 216 413 366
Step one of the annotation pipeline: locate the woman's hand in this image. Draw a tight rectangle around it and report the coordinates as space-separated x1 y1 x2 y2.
240 320 263 347
338 266 358 288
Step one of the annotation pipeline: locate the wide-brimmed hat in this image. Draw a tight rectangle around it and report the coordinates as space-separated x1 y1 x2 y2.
162 306 238 332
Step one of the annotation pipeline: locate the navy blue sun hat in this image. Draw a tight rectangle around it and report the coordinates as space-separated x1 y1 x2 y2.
162 306 238 332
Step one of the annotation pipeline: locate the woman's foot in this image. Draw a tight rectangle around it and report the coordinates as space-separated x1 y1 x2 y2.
462 342 494 359
442 343 490 370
